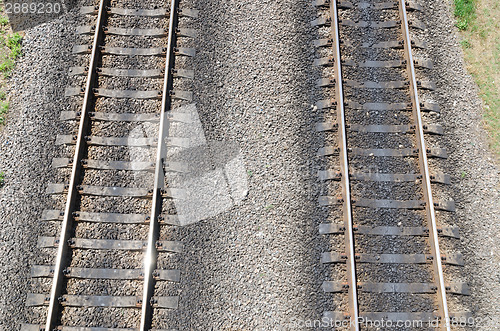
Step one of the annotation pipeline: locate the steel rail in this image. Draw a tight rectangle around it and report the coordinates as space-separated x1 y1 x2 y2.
329 1 359 329
139 0 179 329
44 0 107 329
398 1 451 329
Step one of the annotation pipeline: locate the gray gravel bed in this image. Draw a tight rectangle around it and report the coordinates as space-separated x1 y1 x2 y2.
344 109 414 126
358 292 434 313
97 76 163 91
73 222 149 240
89 121 160 139
349 155 421 174
357 263 434 283
60 307 141 328
100 55 166 71
94 98 161 114
355 235 428 254
102 35 166 49
106 16 166 29
81 169 153 187
78 194 151 214
153 0 328 327
342 66 406 82
352 181 424 200
69 249 144 269
353 208 426 227
86 145 156 162
66 279 141 296
347 132 415 148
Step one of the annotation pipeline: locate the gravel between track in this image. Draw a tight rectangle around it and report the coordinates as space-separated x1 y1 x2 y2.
0 0 498 330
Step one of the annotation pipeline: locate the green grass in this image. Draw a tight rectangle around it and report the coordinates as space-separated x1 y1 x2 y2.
0 100 7 124
476 76 500 152
0 32 22 77
6 33 21 58
0 57 13 74
0 89 7 124
0 1 18 129
454 0 477 30
0 29 22 123
459 39 472 48
455 0 500 158
0 171 4 187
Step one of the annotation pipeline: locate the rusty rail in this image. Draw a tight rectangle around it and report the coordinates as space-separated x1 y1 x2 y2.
140 0 179 329
43 1 107 329
328 0 360 329
398 0 451 328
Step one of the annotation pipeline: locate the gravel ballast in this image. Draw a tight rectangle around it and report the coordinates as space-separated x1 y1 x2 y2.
0 0 498 330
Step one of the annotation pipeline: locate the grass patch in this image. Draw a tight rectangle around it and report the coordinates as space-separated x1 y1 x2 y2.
0 32 22 77
6 33 22 58
0 2 23 128
0 100 8 124
454 0 476 30
454 0 500 158
459 39 472 48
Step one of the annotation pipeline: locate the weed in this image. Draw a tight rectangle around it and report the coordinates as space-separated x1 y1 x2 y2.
265 204 274 211
6 33 22 58
460 171 467 179
454 0 476 30
0 100 8 124
0 58 13 72
456 20 469 31
0 4 18 129
460 39 472 48
0 171 4 187
247 170 253 178
0 32 22 77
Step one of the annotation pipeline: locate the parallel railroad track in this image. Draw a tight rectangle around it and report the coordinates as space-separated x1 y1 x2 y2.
17 0 474 329
312 0 470 329
23 0 197 329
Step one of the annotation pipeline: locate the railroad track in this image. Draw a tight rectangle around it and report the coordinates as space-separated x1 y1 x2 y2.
312 0 470 329
23 0 197 329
